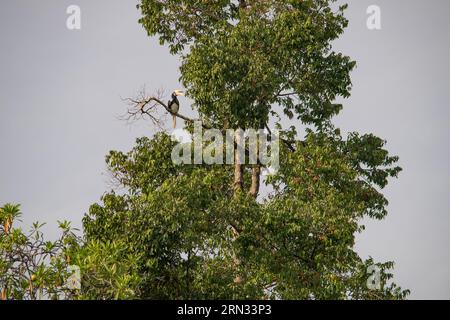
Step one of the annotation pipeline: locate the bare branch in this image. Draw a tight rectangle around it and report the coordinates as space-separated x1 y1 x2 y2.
122 88 201 130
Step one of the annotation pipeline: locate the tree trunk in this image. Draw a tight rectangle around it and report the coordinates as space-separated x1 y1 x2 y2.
248 165 261 199
234 131 244 193
232 130 244 286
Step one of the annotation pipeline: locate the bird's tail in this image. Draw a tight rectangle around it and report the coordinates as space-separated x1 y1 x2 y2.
173 115 177 128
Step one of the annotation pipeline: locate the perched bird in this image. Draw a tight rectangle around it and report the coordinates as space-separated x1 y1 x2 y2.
168 90 184 128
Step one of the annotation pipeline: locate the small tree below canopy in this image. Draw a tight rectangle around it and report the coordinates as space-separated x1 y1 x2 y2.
0 204 141 300
82 0 409 299
0 204 77 300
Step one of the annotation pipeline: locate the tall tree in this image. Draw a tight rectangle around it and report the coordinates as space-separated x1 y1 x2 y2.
83 0 409 299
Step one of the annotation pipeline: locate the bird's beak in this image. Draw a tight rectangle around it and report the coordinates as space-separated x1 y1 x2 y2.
175 90 185 96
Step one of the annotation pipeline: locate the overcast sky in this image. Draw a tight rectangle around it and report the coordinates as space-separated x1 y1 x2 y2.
1 0 449 299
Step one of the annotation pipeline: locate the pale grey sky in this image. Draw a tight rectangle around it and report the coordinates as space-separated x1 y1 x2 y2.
0 0 449 299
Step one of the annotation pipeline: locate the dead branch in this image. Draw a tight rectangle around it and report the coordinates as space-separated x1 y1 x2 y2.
122 88 200 130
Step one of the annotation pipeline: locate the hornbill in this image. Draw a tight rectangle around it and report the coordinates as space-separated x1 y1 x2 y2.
168 90 184 128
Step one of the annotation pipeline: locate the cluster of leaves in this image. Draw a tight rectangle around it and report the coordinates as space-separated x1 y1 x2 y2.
71 240 142 300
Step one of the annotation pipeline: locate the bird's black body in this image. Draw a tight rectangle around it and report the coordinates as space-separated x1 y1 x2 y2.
168 91 182 128
168 93 180 113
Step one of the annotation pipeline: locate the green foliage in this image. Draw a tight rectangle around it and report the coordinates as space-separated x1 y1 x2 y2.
71 240 142 300
2 0 409 300
83 131 409 299
139 0 355 130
